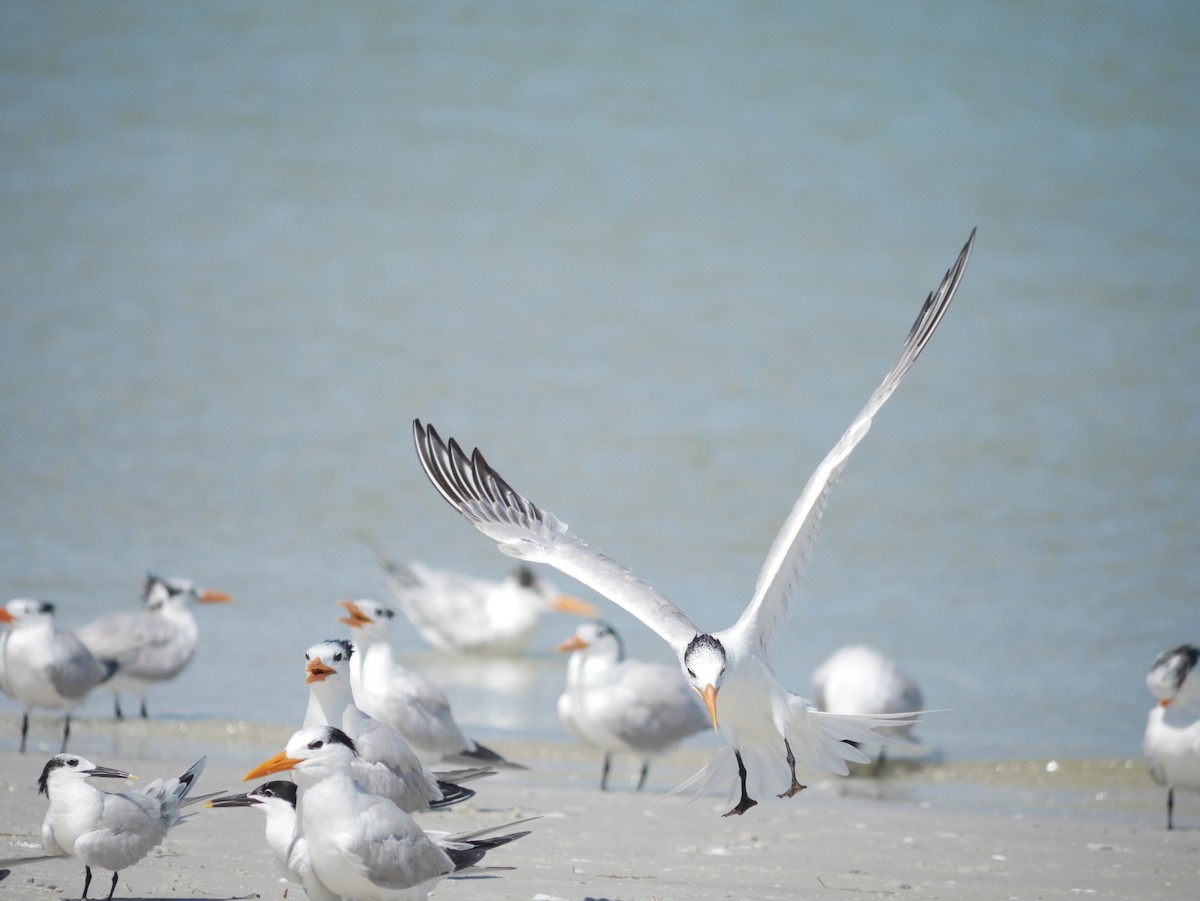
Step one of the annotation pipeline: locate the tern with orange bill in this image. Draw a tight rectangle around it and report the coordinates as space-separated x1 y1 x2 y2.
557 620 709 791
78 574 232 719
1143 644 1200 829
242 725 533 900
412 230 974 815
338 598 525 769
360 535 598 654
0 599 116 752
301 638 484 812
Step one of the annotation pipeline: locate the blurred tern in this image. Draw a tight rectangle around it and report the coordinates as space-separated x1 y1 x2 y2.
0 599 116 752
338 599 526 769
412 230 974 815
361 536 598 654
1143 643 1200 829
243 725 532 900
557 620 709 791
812 644 924 771
38 752 209 901
302 638 483 812
78 574 231 719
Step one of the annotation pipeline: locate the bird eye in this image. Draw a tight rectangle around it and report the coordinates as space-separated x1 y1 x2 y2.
333 653 342 661
686 668 695 678
308 740 324 750
67 758 78 766
385 609 394 619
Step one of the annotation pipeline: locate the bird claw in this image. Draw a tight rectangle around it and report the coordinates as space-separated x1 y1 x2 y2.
722 796 758 817
777 781 807 799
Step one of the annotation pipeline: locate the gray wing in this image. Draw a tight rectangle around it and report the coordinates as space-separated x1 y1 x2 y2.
414 420 699 652
731 230 975 652
48 629 109 699
342 797 452 889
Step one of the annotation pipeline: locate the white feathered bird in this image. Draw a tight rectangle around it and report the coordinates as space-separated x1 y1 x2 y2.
243 725 532 901
0 599 116 752
38 753 209 901
338 598 525 769
361 537 598 654
301 638 484 812
412 230 973 815
811 644 924 771
77 573 231 720
1143 643 1200 830
557 620 709 790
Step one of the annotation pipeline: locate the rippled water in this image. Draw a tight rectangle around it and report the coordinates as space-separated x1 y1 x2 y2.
2 1 1197 762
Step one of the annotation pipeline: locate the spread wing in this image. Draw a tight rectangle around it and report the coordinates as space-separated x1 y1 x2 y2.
731 230 975 652
413 420 699 653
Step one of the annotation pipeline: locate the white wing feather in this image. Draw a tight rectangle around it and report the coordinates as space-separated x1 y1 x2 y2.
731 230 975 652
413 421 699 651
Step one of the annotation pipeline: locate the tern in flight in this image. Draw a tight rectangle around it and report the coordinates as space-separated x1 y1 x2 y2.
412 230 974 816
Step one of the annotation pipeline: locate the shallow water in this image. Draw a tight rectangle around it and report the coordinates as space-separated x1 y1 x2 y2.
2 1 1198 763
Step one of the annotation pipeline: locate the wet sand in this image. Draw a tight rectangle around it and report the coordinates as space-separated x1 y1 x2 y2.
0 714 1194 900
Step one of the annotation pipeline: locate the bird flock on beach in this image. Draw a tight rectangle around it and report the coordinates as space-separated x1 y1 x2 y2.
2 229 1196 900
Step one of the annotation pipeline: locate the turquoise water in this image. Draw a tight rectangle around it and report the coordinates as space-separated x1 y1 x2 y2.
1 1 1198 761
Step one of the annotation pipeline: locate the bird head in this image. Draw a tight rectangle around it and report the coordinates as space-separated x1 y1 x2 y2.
682 633 726 731
1147 644 1200 707
37 754 132 797
243 726 358 782
336 598 394 638
304 639 353 684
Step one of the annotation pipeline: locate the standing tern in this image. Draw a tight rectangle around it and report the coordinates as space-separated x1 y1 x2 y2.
38 752 209 901
811 643 924 771
338 598 526 769
412 230 974 815
302 638 484 812
0 599 116 752
243 725 532 900
557 620 709 791
360 535 598 654
205 781 337 901
77 573 232 719
1143 643 1200 830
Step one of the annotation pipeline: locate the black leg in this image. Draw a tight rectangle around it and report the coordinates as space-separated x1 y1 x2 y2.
61 715 71 752
81 865 93 900
104 870 118 901
637 760 650 792
600 752 612 791
777 738 807 799
114 695 123 720
19 713 28 753
139 697 149 720
723 751 758 816
1167 787 1175 831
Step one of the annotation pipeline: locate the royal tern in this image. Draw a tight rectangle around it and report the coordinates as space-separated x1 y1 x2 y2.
205 781 337 900
811 644 924 771
302 638 483 812
338 599 526 769
1143 643 1200 830
360 536 598 654
0 599 116 753
77 574 231 719
557 620 709 791
243 725 532 900
412 230 974 815
38 752 208 901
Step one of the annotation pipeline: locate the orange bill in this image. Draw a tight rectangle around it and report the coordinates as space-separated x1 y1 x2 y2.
551 595 599 617
337 599 372 628
305 657 335 683
701 684 719 731
555 635 589 654
243 750 301 782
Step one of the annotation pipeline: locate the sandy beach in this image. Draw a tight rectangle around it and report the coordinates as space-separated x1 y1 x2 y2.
0 714 1194 901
